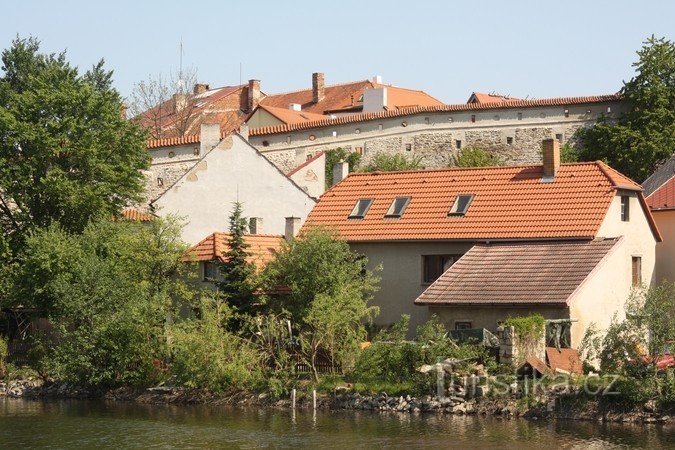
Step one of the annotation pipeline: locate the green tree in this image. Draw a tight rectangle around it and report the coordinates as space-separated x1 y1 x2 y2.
361 152 424 172
215 202 257 316
576 36 675 181
325 148 361 189
0 37 150 254
454 146 504 167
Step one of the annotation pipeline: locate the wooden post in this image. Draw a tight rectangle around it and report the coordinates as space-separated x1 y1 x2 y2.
313 389 317 410
291 388 296 409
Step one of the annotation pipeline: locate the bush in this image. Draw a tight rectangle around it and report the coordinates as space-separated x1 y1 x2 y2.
0 335 7 377
360 152 423 172
454 146 503 167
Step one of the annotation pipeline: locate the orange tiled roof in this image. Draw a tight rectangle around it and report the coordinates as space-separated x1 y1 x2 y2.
183 232 284 270
259 104 328 124
646 175 675 211
250 94 622 136
414 238 620 305
147 133 202 149
302 162 653 242
468 92 522 104
121 208 155 222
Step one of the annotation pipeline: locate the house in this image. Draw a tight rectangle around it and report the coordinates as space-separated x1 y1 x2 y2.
643 154 675 282
151 132 316 245
301 139 660 345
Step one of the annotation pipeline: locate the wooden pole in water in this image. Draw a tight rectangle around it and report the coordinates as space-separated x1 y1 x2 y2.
291 389 296 409
313 389 317 410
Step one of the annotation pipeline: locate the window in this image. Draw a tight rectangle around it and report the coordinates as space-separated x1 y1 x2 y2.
517 112 523 120
555 133 563 143
423 255 459 284
385 197 411 218
193 146 200 156
349 199 373 219
455 140 462 149
471 114 476 123
455 321 472 330
506 136 513 145
405 143 412 151
632 256 642 287
354 146 363 156
156 177 164 187
564 108 569 118
203 261 219 281
448 195 474 216
621 196 630 221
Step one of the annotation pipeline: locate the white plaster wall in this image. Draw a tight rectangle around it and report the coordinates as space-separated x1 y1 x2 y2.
153 134 316 244
247 108 285 128
653 210 675 283
289 152 326 199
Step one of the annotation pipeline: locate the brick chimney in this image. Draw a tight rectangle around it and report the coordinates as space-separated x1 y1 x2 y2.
249 217 263 234
333 160 349 186
285 217 301 242
193 83 210 95
542 138 560 179
312 72 325 104
247 79 261 112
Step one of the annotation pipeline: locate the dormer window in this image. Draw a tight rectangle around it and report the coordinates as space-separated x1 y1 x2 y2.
448 195 474 216
349 199 373 219
385 197 411 218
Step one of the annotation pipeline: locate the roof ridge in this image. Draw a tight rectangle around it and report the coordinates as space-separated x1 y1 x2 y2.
344 161 599 177
262 79 370 98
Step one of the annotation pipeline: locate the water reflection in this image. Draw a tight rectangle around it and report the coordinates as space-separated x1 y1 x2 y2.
0 398 673 449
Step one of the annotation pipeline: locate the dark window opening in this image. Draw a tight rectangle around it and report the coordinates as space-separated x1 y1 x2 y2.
455 140 462 149
621 196 630 222
449 194 474 216
423 255 459 284
555 133 563 143
349 199 373 219
405 143 412 151
203 261 219 281
385 197 411 218
506 137 513 145
455 321 472 330
517 112 523 120
471 114 476 123
632 256 642 287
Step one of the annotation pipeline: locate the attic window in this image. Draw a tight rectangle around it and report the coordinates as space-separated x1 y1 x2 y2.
448 195 474 216
385 197 411 218
349 199 373 219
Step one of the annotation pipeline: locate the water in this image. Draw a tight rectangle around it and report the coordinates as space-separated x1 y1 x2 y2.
0 398 673 449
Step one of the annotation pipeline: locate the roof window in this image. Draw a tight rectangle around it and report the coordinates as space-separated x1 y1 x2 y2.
349 199 373 219
385 197 411 218
448 195 474 216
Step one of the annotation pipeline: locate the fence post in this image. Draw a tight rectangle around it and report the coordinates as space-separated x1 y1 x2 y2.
313 389 317 410
291 388 296 409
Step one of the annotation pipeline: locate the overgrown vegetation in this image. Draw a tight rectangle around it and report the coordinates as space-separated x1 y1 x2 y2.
360 152 424 172
324 148 361 189
454 146 504 167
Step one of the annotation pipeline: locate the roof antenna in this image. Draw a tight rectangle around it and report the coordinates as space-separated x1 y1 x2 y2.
178 36 185 92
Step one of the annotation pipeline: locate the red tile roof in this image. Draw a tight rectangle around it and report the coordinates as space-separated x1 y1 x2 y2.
303 162 653 242
147 133 202 149
183 232 284 270
286 151 325 177
415 238 620 306
546 347 583 375
121 208 155 222
468 92 522 104
646 175 675 211
250 94 622 136
258 104 328 124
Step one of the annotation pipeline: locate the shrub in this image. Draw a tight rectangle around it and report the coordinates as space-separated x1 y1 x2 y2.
454 146 504 167
360 152 424 172
0 335 7 378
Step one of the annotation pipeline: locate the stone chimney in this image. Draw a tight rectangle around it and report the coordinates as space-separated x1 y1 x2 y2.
247 79 261 112
199 123 221 155
333 160 349 186
542 138 560 179
249 217 263 234
312 72 325 104
193 83 210 95
285 217 301 242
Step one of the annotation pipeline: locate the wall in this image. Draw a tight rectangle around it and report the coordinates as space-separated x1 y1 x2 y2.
428 305 569 332
152 134 316 244
249 101 623 172
350 241 475 335
653 210 675 282
247 108 285 128
288 152 326 199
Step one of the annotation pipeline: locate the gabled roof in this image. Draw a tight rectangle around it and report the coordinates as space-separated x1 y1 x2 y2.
250 94 622 136
183 232 284 270
643 154 675 196
121 208 155 222
257 104 327 125
646 175 675 211
415 238 620 306
303 162 653 242
467 92 521 104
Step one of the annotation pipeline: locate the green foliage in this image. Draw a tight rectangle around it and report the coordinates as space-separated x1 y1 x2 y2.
0 335 7 377
360 152 423 172
504 314 546 342
242 312 294 373
169 297 262 391
454 146 504 167
13 217 190 386
325 148 361 189
215 202 257 316
0 36 150 255
560 142 579 163
575 36 675 180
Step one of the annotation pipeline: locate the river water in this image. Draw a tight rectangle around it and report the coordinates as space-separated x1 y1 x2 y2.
0 398 673 449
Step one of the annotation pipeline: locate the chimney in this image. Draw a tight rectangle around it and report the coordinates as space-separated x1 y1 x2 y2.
372 75 383 84
239 123 249 141
333 160 349 186
249 217 263 234
289 103 302 111
363 87 388 113
312 72 325 104
285 217 301 242
173 93 188 112
193 83 210 95
247 79 261 112
542 139 560 179
200 123 221 155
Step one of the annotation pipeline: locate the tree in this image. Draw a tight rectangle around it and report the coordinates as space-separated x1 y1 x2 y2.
576 36 675 181
0 37 150 254
215 202 257 316
325 148 362 189
361 152 424 172
454 146 504 167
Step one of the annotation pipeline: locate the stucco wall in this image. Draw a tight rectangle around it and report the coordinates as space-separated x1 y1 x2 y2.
428 305 569 332
350 241 475 335
153 134 316 244
247 108 285 128
653 210 675 283
288 152 326 199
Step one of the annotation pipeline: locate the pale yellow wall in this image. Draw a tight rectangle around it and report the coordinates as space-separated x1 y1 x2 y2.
289 152 326 199
351 241 475 335
429 305 569 331
653 210 675 283
247 108 285 128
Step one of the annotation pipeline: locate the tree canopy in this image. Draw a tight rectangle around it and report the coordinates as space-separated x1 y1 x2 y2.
576 36 675 181
0 37 150 253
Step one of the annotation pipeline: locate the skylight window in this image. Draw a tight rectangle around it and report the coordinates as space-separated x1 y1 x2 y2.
349 199 373 219
448 195 474 216
385 197 411 218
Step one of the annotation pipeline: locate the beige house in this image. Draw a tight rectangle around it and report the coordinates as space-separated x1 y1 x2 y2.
151 132 316 245
301 139 661 345
644 155 675 283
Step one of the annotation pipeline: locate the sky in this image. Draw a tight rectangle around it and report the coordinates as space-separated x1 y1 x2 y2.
2 1 674 104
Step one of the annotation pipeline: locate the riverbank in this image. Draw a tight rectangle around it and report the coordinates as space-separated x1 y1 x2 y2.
2 377 674 425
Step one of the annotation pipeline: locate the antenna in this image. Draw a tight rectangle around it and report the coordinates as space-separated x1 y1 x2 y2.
178 37 185 92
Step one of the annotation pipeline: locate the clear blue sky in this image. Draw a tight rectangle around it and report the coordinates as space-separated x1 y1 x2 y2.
2 0 674 103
